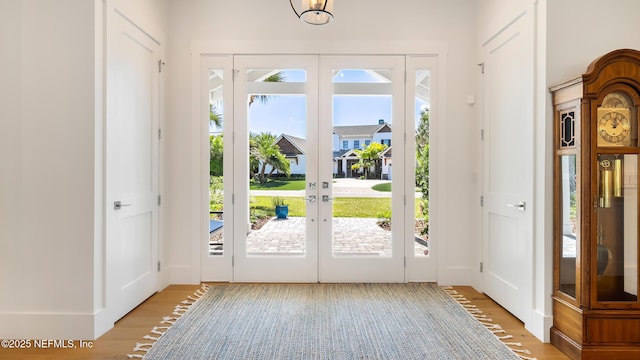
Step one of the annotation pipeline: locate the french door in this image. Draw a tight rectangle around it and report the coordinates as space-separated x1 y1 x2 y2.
233 55 320 281
201 55 435 283
318 56 405 282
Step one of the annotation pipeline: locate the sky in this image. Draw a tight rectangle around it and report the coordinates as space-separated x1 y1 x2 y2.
248 94 393 139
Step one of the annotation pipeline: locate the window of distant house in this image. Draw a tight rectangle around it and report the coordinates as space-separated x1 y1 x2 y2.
382 139 391 146
343 140 349 149
365 140 371 146
354 140 360 149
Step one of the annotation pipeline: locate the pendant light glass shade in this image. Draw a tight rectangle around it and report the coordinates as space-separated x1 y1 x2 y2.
290 0 334 25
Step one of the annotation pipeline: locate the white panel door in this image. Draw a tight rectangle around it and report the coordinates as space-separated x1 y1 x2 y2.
482 14 533 322
106 10 159 321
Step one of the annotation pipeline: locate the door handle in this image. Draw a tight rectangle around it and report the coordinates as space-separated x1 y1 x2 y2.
322 195 333 202
304 195 317 202
507 201 526 211
114 201 133 210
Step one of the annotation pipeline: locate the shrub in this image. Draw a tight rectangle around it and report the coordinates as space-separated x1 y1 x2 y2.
271 196 287 207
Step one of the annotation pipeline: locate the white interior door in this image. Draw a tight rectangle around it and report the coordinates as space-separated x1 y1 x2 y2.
481 15 533 322
106 10 160 321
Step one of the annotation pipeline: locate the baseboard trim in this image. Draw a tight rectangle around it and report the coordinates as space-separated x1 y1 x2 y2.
526 309 553 342
0 312 97 339
169 265 200 285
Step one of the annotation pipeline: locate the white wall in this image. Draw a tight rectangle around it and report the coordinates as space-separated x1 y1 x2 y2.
0 0 97 339
547 0 640 85
165 0 478 284
332 133 340 151
371 133 391 145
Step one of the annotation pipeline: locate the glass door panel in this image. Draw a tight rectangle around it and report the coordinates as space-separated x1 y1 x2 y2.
331 71 393 257
413 69 430 258
209 69 225 257
246 70 307 256
559 154 578 298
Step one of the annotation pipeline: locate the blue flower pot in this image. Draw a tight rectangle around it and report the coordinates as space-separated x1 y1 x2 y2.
275 205 289 219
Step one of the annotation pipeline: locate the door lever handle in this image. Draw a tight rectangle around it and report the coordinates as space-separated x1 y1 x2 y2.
304 195 317 202
507 201 526 211
322 195 334 202
114 201 133 210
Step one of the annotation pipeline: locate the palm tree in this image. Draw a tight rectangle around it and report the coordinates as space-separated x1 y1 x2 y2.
210 103 222 128
351 142 388 179
250 132 290 183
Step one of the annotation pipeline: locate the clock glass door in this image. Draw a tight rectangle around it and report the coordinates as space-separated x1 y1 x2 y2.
596 153 638 302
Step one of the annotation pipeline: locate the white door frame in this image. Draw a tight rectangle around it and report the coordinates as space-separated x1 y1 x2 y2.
195 49 445 284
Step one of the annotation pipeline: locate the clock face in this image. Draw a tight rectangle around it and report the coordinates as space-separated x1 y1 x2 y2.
597 109 631 146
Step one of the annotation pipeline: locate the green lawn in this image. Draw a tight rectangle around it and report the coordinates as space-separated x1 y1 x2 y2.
250 179 306 190
371 182 391 192
250 196 421 218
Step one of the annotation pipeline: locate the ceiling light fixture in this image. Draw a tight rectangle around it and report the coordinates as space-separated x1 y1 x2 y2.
289 0 334 25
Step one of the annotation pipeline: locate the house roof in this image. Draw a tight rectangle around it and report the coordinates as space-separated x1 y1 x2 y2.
333 123 391 137
380 146 392 158
333 149 350 158
275 134 306 155
339 149 359 158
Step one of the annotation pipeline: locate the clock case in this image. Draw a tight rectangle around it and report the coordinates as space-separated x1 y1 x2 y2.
551 49 640 359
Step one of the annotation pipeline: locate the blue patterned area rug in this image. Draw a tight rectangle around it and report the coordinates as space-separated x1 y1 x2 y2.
129 283 525 359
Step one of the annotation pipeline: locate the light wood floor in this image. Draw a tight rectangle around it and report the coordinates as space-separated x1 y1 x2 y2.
1 284 569 359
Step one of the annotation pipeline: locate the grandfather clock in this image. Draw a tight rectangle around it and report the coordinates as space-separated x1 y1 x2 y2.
551 49 640 359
